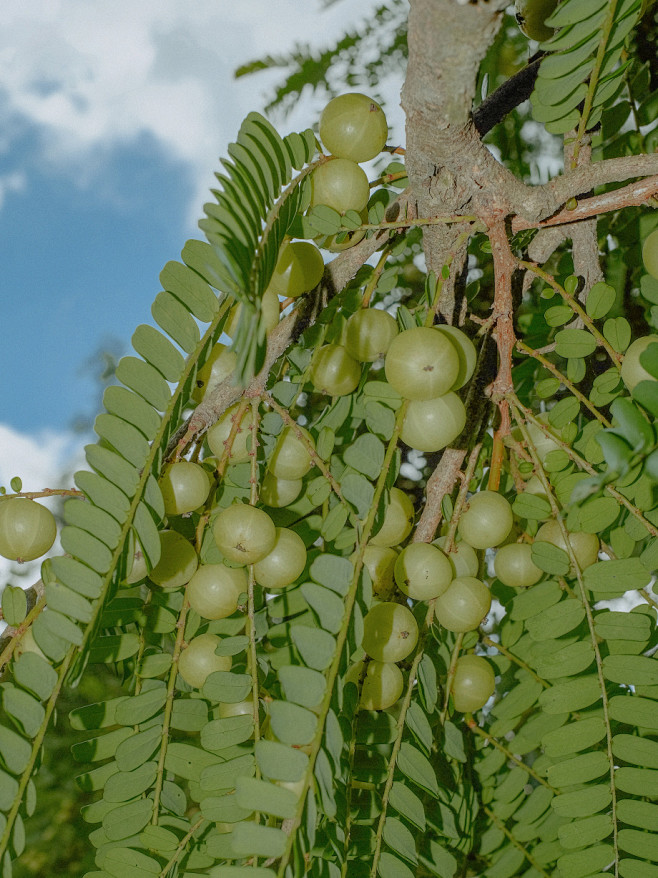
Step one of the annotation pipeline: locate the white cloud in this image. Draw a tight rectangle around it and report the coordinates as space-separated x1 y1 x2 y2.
0 423 81 614
0 0 390 225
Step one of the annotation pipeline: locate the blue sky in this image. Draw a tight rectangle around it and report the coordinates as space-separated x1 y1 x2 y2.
0 0 401 591
0 0 396 440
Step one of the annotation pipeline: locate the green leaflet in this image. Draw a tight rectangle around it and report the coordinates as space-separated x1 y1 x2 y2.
532 0 643 136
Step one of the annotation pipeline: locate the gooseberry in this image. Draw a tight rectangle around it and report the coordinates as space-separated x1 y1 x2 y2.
620 336 658 391
310 344 361 396
435 577 491 632
394 542 453 601
435 325 477 390
187 564 247 619
149 530 198 589
433 536 479 578
193 343 237 404
452 654 496 712
260 471 303 508
642 229 658 280
0 498 57 562
319 93 388 163
493 542 543 588
159 461 210 516
400 392 466 453
253 527 307 590
178 633 232 689
345 660 404 710
268 425 315 481
370 487 414 548
534 520 599 572
213 503 276 565
457 491 513 550
385 327 460 400
362 601 419 663
310 159 370 215
269 242 324 298
344 309 399 362
206 403 254 464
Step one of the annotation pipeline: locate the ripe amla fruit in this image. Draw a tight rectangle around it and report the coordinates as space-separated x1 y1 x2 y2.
149 530 198 589
213 503 276 565
435 577 491 632
178 633 232 689
269 241 324 298
385 326 460 400
344 308 399 363
534 520 599 572
451 655 496 712
515 0 558 41
345 660 404 711
0 497 57 562
362 601 419 663
319 93 388 163
394 542 453 601
186 564 247 620
310 344 361 396
311 159 370 215
643 228 658 280
159 461 210 516
370 487 414 548
193 343 237 404
620 336 658 391
494 542 542 588
400 393 466 453
458 491 513 550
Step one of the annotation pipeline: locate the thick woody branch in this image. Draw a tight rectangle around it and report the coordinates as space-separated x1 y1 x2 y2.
516 158 658 226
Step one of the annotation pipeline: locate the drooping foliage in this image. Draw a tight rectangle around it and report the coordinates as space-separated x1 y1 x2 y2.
2 2 658 877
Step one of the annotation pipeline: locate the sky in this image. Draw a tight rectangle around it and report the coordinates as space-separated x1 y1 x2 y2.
0 0 404 590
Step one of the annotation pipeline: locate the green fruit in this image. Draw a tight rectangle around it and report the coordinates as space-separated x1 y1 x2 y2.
457 491 513 550
159 461 211 516
515 0 558 42
535 520 600 572
433 537 479 578
493 542 543 588
620 336 658 391
435 325 477 390
269 241 324 298
642 229 658 279
225 286 280 338
149 530 198 589
206 403 254 464
345 660 404 710
213 503 277 565
253 527 308 590
370 487 414 548
218 697 254 718
193 343 237 404
310 344 361 396
362 545 398 599
452 655 495 712
178 633 232 689
186 564 247 619
435 577 492 632
125 539 148 584
362 601 419 663
268 425 315 480
385 326 460 400
400 392 466 453
345 309 399 362
310 159 370 215
394 542 453 601
320 93 388 162
260 471 303 508
0 498 57 562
